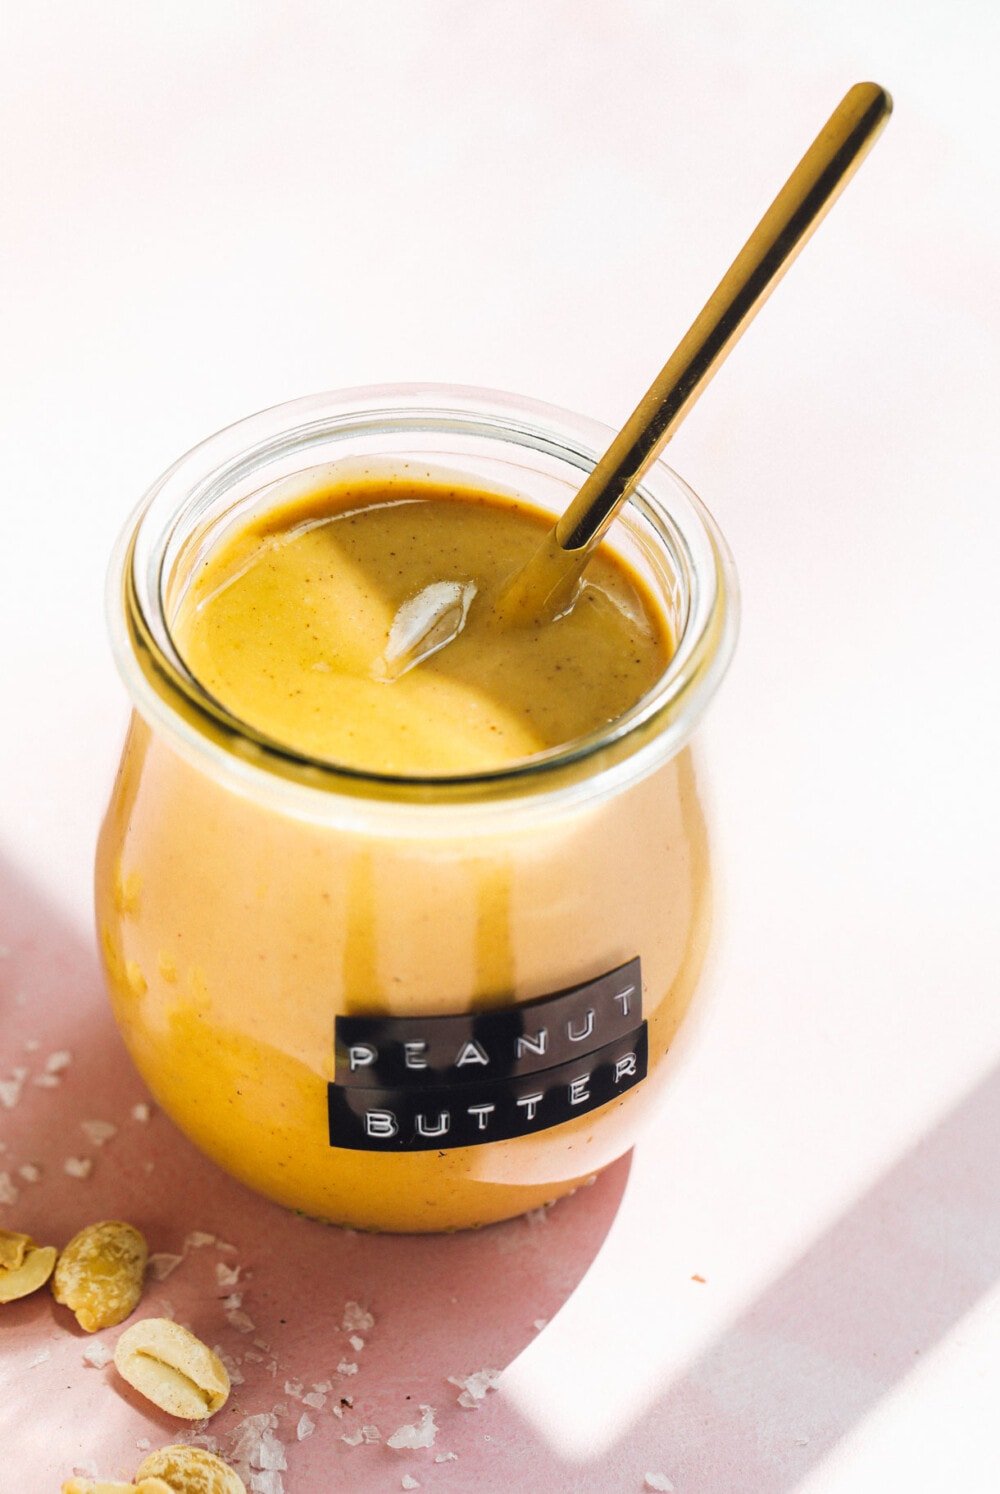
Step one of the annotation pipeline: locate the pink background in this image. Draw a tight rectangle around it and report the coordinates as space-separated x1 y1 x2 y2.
2 3 998 1490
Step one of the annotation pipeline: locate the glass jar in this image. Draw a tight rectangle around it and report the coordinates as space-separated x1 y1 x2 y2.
96 384 738 1232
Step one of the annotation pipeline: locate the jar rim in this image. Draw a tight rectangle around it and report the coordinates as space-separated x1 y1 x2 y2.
110 383 739 818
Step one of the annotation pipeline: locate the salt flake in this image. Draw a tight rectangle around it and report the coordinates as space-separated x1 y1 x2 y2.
18 1164 41 1183
0 1172 18 1205
349 1333 365 1352
301 1390 326 1410
33 1073 60 1089
387 1404 437 1451
449 1367 501 1407
257 1431 287 1471
361 1425 381 1443
82 1341 113 1368
435 1452 458 1463
342 1300 374 1332
644 1477 675 1493
46 1050 72 1073
283 1379 304 1400
226 1308 256 1334
0 1071 27 1109
149 1252 183 1280
249 1475 284 1494
401 1477 420 1491
214 1347 244 1385
64 1157 93 1179
216 1261 241 1288
336 1360 358 1376
296 1413 315 1441
131 1102 151 1122
340 1428 364 1447
81 1119 117 1146
185 1230 217 1250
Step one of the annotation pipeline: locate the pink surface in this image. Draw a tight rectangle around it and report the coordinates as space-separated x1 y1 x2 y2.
2 857 638 1490
4 859 1000 1491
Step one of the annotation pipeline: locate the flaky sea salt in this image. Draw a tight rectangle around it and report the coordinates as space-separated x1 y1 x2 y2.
81 1119 117 1147
82 1341 113 1368
449 1368 501 1408
257 1432 287 1472
283 1379 304 1400
216 1261 241 1288
185 1230 217 1250
361 1426 381 1443
0 1069 28 1109
296 1413 315 1441
644 1476 675 1492
46 1051 72 1074
301 1390 326 1410
249 1475 283 1494
18 1163 41 1183
131 1103 150 1122
401 1477 420 1490
387 1405 437 1450
136 1439 151 1452
349 1334 365 1352
230 1411 278 1464
149 1253 184 1281
532 1318 548 1331
340 1429 364 1447
222 1291 243 1310
336 1360 358 1376
227 1308 256 1334
24 1038 40 1052
312 1379 333 1394
0 1172 18 1205
32 1073 60 1088
342 1301 374 1332
64 1157 93 1179
215 1347 244 1386
435 1452 458 1463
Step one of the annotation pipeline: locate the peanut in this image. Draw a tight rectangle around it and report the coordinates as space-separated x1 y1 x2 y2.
52 1220 147 1331
0 1239 57 1303
61 1482 172 1493
0 1227 32 1270
136 1445 248 1493
114 1318 230 1420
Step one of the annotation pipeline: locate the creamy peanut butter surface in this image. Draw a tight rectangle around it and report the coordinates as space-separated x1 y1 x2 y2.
173 479 671 773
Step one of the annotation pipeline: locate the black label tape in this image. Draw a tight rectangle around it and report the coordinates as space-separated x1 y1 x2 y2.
327 959 646 1152
334 957 641 1089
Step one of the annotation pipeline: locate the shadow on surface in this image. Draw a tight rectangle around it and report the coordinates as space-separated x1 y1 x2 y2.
0 850 631 1487
577 1056 1000 1491
5 845 997 1490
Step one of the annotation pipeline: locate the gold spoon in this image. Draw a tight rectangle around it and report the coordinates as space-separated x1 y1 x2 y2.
500 80 893 623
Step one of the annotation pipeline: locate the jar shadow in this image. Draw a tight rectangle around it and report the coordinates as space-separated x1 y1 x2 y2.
0 850 633 1485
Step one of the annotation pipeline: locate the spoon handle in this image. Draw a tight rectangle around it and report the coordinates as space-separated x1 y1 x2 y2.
555 81 892 553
